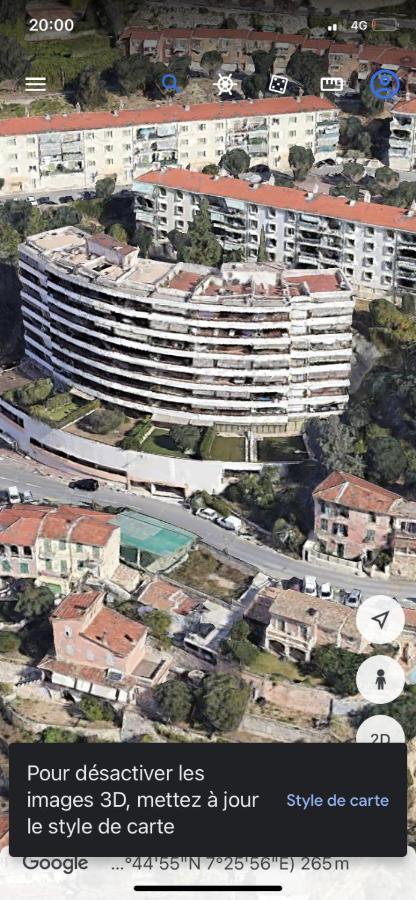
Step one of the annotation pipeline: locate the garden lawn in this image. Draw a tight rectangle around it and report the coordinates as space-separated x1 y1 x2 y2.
257 435 308 463
208 435 245 462
248 651 300 680
141 428 186 458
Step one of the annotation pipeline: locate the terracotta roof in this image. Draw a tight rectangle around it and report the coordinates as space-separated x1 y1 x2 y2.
329 42 357 56
0 507 46 546
313 471 400 514
404 607 416 628
0 96 335 138
38 505 117 545
121 26 305 46
89 233 136 256
262 584 360 638
394 98 416 115
52 590 102 620
286 272 343 294
136 168 416 234
82 607 146 656
138 578 198 615
38 655 136 690
301 39 331 52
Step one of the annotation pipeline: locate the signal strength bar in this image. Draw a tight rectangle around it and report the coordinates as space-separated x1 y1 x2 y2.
25 77 47 93
328 23 338 32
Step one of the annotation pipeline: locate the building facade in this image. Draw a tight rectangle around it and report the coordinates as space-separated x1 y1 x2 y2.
389 99 416 172
134 168 416 301
39 589 170 702
0 96 338 194
312 470 416 579
19 227 353 431
0 504 120 593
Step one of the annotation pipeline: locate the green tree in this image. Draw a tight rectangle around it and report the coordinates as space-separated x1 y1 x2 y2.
272 518 304 555
250 12 264 30
360 77 384 115
197 673 250 732
115 54 152 94
226 637 258 667
287 49 327 95
201 50 223 77
364 688 416 740
180 200 222 267
134 224 153 257
375 166 400 190
308 646 367 695
15 584 55 619
230 620 250 641
0 223 20 263
202 164 219 176
42 727 81 743
79 696 116 722
219 148 251 177
155 679 193 723
288 145 315 180
229 468 280 510
95 176 116 199
141 609 171 641
75 66 107 110
257 226 268 263
171 424 202 454
305 417 365 476
339 116 372 156
343 161 364 182
0 35 30 82
81 407 124 435
367 435 407 484
108 223 128 243
0 631 20 653
221 16 238 29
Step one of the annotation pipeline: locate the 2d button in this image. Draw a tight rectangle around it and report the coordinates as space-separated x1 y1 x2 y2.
356 655 405 704
356 714 406 744
356 594 405 644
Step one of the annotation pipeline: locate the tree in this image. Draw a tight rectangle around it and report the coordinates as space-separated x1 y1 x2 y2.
375 166 400 190
180 200 222 267
15 584 55 619
343 161 364 183
364 688 416 741
141 609 171 641
80 407 124 435
272 518 304 555
339 116 372 156
78 696 116 722
305 417 365 476
197 673 250 732
202 164 219 176
250 12 264 30
367 435 407 485
108 223 128 243
201 50 223 77
288 146 315 180
155 679 193 723
134 224 153 257
257 226 268 263
221 16 238 29
287 49 327 95
219 148 250 177
95 176 116 199
0 631 20 653
171 424 202 454
115 54 152 95
0 35 30 82
0 223 20 263
42 727 81 743
308 646 367 695
18 377 53 408
228 467 280 510
74 66 107 110
360 77 384 115
226 636 258 667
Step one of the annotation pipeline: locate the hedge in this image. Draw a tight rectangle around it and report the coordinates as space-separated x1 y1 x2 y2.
120 416 152 450
199 426 216 460
200 490 234 517
31 399 99 429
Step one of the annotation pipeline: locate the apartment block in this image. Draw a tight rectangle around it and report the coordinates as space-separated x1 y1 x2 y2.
19 226 353 431
312 470 416 579
40 589 170 702
134 168 416 301
0 504 120 594
389 98 416 172
0 96 338 194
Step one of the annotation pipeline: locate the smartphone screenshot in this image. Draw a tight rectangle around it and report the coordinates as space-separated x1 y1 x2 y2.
0 0 415 897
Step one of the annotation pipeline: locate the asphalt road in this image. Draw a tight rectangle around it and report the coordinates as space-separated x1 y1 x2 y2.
0 452 414 602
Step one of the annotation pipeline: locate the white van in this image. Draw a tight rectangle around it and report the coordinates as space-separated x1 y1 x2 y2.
302 575 318 597
7 486 20 505
217 515 242 533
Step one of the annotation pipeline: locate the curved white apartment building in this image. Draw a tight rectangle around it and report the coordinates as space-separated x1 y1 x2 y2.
19 227 353 432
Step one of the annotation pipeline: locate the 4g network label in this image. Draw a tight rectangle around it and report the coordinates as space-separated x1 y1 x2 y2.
9 743 407 857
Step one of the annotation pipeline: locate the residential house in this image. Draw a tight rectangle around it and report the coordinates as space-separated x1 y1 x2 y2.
39 589 171 701
244 583 364 662
137 578 200 634
0 504 120 594
390 98 416 172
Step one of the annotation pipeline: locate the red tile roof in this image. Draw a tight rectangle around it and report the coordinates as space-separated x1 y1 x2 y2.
136 168 416 234
52 590 102 620
313 471 400 515
38 655 136 690
138 578 198 615
38 505 117 545
82 607 146 656
121 26 306 46
404 607 416 628
329 42 357 56
286 273 343 294
394 98 416 115
0 96 335 138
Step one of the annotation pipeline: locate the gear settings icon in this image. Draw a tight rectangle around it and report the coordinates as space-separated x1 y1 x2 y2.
213 72 237 96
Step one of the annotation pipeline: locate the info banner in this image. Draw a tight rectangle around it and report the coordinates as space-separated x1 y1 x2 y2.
9 743 407 857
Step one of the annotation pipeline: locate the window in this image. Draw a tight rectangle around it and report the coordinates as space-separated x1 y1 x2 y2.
59 540 66 550
61 560 68 574
123 143 131 150
105 144 113 152
87 147 95 155
44 539 51 553
10 545 18 557
23 546 32 557
76 543 82 552
368 512 376 523
45 559 53 571
106 158 114 165
320 518 328 531
26 137 36 144
198 124 206 131
77 560 84 570
7 137 16 145
64 626 72 638
92 546 100 560
104 130 113 138
300 625 308 639
20 562 29 574
366 530 375 542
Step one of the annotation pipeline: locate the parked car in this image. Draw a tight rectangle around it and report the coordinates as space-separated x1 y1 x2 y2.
195 507 219 522
69 478 99 492
7 485 21 504
217 515 242 533
302 575 318 596
343 589 362 609
59 195 74 203
282 577 302 592
21 489 35 503
319 582 334 601
38 196 55 205
27 195 38 206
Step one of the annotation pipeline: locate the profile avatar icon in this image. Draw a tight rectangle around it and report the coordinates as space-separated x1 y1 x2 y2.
376 669 386 691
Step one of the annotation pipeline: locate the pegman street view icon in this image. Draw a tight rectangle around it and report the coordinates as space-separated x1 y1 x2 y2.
370 69 400 100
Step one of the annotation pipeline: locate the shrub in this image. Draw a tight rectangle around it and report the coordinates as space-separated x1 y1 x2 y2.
199 490 233 517
0 631 21 653
42 727 81 743
78 696 116 722
155 679 193 723
16 377 53 409
120 416 152 450
81 407 125 435
199 427 216 460
171 424 202 454
197 673 250 732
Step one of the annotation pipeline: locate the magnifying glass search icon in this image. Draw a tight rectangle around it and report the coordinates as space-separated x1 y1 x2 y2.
160 73 181 93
